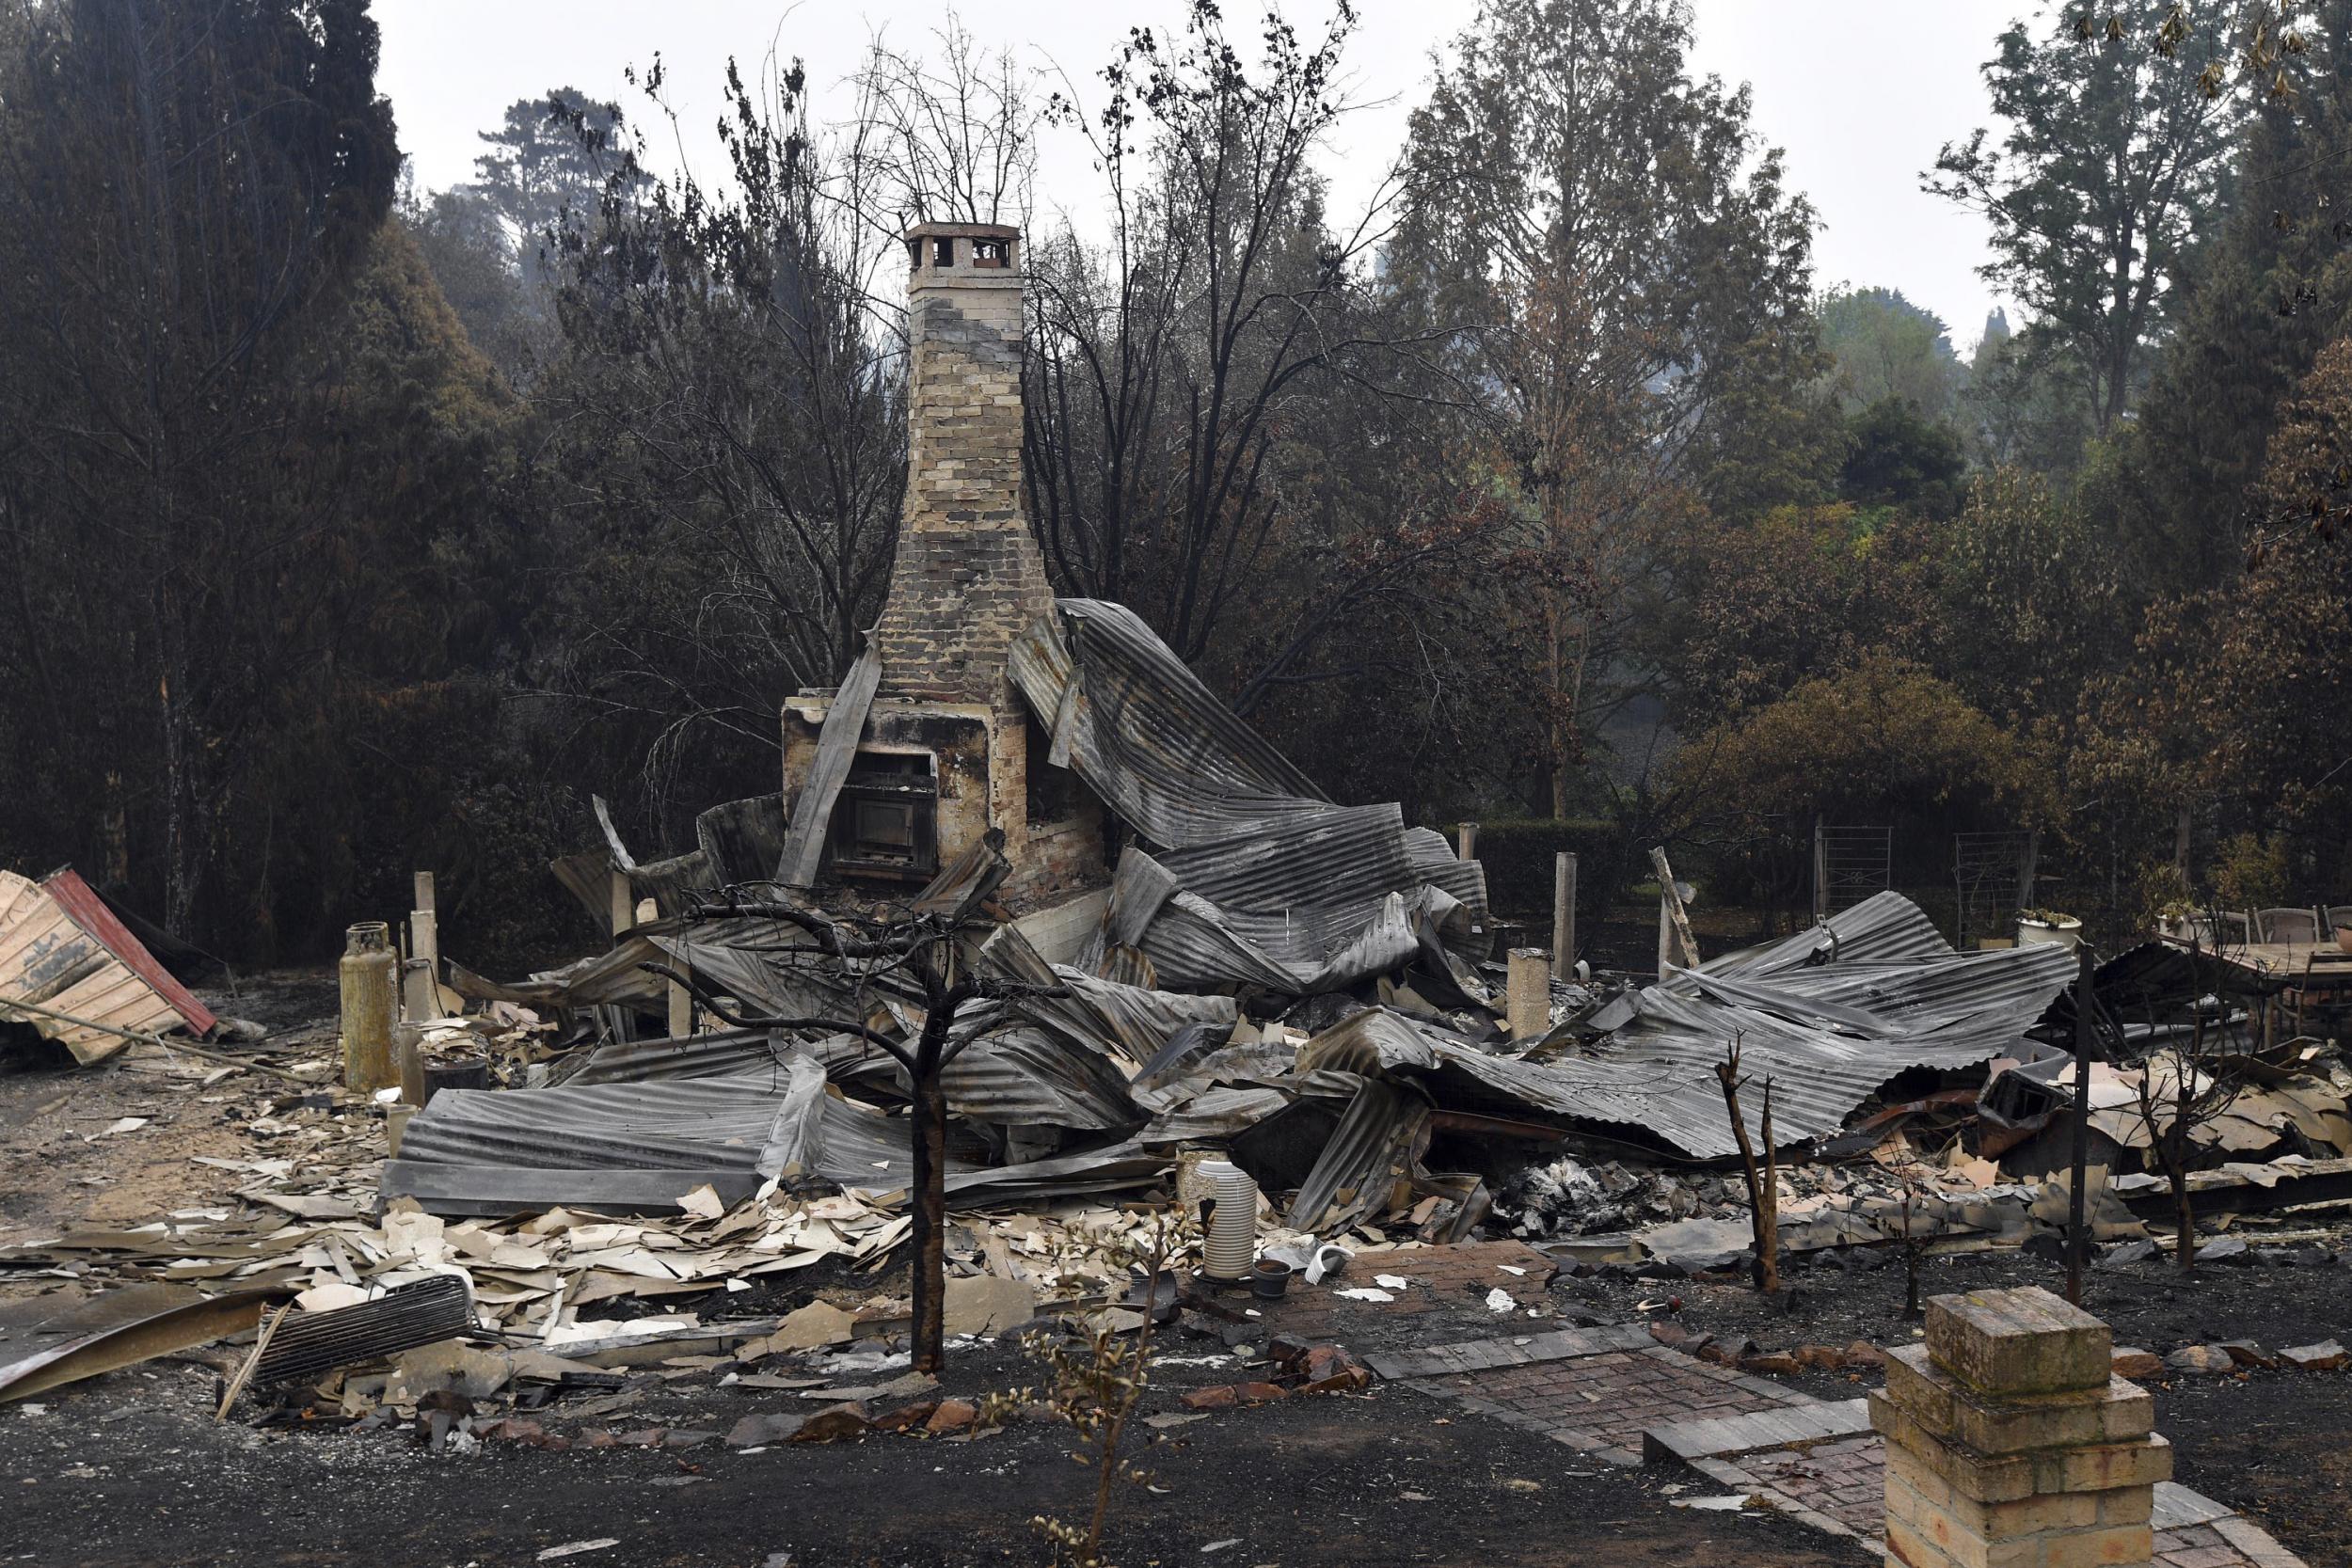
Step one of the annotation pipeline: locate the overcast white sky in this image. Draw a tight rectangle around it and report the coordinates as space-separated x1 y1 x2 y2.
379 0 2023 351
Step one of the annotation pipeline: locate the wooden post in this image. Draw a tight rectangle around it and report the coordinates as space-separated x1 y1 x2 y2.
608 868 633 941
1552 851 1577 974
1455 821 1478 861
403 871 440 1022
1811 817 1828 926
1506 948 1550 1040
1650 846 1698 974
410 907 437 967
667 958 693 1039
2066 943 2093 1307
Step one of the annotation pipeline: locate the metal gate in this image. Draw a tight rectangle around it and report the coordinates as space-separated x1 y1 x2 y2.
1812 822 1892 923
1954 830 2039 949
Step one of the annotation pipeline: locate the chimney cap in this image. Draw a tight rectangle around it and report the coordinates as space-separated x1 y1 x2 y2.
903 220 1021 242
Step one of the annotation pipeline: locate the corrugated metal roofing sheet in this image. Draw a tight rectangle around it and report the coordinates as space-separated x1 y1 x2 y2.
1668 890 2079 1050
384 1066 829 1215
396 1071 817 1178
453 916 882 1020
1009 600 1490 997
940 1022 1143 1131
1696 890 1956 975
1286 1077 1430 1232
1009 599 1331 848
1295 893 2079 1159
386 1053 1163 1215
559 1026 882 1085
1138 1085 1290 1146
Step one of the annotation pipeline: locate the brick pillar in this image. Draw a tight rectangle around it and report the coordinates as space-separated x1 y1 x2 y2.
1873 1287 2169 1568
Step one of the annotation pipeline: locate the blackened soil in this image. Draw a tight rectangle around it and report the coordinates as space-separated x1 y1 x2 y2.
1551 1240 2352 1367
0 1339 1874 1568
2160 1369 2352 1565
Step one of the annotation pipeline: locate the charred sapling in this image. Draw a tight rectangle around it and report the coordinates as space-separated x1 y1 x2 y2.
1716 1036 1780 1293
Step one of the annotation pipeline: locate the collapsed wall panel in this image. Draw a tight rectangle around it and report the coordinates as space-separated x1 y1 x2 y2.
0 868 216 1064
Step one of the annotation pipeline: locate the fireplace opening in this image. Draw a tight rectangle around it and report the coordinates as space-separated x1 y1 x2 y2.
830 751 938 878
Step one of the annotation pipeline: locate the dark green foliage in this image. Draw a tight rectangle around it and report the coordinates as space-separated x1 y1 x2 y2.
403 183 551 387
469 87 644 287
1818 287 1964 422
1397 0 1831 814
1928 0 2240 435
2123 0 2352 591
1840 398 1968 519
0 0 401 938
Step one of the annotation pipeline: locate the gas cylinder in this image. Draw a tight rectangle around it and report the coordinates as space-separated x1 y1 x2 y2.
340 921 398 1092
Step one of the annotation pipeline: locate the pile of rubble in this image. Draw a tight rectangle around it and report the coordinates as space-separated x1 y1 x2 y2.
12 602 2352 1431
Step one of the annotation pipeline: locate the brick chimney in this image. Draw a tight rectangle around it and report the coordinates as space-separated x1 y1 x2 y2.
869 222 1054 705
780 222 1104 910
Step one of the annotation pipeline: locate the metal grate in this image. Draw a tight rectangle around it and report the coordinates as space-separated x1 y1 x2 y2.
253 1275 476 1386
1812 824 1891 922
1954 830 2038 949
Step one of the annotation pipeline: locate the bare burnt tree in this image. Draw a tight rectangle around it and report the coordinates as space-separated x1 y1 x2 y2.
533 54 906 817
1716 1036 1781 1293
843 20 1040 230
2118 922 2257 1274
660 848 1059 1373
1021 0 1451 667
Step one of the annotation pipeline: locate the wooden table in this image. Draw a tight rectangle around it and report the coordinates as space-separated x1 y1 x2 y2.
2158 936 2352 1039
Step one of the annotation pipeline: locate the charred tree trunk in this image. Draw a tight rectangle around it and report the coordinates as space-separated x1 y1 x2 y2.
1716 1041 1779 1294
908 1007 955 1375
2169 1156 2195 1274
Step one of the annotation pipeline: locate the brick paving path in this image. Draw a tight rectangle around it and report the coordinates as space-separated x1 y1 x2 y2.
2151 1518 2309 1568
1368 1325 1814 1468
1306 1243 2306 1568
1428 1347 1799 1465
1734 1434 1884 1537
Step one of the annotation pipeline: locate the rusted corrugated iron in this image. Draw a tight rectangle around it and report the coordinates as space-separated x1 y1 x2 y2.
0 869 216 1064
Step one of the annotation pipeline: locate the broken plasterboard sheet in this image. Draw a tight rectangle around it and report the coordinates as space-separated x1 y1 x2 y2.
762 1302 857 1354
943 1275 1037 1338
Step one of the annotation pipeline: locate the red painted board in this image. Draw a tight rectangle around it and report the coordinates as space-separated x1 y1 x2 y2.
40 869 217 1037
